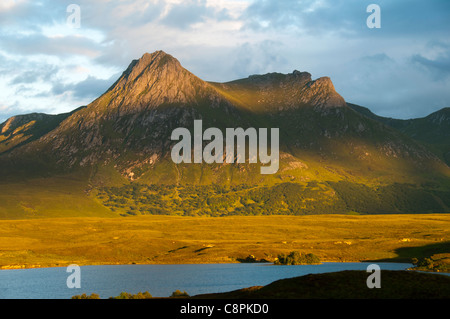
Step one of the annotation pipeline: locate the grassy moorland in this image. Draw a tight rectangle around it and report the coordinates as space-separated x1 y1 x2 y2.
0 214 448 269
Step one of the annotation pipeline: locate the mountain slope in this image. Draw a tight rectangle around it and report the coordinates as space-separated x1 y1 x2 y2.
0 50 449 218
348 104 450 166
209 70 346 112
0 110 79 155
5 52 248 175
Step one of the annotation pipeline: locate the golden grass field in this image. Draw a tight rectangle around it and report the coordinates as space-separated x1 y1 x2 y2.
0 214 449 269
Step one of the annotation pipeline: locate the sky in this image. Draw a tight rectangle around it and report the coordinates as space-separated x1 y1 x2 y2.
0 0 449 123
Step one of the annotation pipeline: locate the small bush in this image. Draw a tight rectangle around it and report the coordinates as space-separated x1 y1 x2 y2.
72 293 100 299
109 291 152 299
275 251 321 265
170 290 190 298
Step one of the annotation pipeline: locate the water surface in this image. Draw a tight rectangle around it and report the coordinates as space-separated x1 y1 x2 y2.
0 262 415 299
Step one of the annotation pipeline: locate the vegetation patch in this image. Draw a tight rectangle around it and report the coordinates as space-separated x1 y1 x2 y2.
96 181 450 217
274 251 321 265
411 253 450 273
236 254 269 263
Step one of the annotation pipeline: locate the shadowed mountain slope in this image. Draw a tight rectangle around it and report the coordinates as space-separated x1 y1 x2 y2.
348 103 450 166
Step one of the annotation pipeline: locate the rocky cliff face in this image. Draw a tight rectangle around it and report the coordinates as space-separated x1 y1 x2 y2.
106 51 209 110
299 76 346 109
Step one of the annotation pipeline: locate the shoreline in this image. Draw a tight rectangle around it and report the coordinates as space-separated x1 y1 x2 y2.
4 259 448 274
0 259 413 271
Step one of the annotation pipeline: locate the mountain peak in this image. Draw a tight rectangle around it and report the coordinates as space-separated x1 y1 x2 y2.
138 50 180 70
97 51 209 113
211 69 345 111
112 50 182 90
299 76 346 108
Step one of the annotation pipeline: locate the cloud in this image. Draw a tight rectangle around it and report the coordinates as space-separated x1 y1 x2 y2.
51 74 118 99
0 103 15 115
161 0 222 29
412 54 450 81
230 40 288 78
243 0 332 32
411 42 450 81
77 0 165 30
9 65 59 86
0 0 64 31
0 0 449 122
331 51 450 119
0 101 34 123
242 0 450 37
0 33 104 58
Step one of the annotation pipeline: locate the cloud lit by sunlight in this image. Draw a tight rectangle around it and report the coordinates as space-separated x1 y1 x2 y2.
0 0 449 122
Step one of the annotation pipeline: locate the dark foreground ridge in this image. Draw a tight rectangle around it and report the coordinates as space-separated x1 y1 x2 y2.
73 270 450 299
191 270 450 299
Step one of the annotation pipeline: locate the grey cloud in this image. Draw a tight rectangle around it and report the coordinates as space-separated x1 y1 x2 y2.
242 0 367 35
412 54 450 80
411 43 450 81
359 53 393 64
119 1 165 27
51 74 119 100
9 65 59 85
0 33 102 58
331 52 450 119
161 0 232 29
79 0 165 29
0 0 64 30
70 74 118 99
73 0 222 32
0 52 16 74
242 0 450 37
0 101 22 123
231 41 288 79
0 101 52 123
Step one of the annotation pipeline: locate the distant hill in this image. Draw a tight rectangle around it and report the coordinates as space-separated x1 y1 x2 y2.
348 103 450 165
0 109 80 155
0 51 449 218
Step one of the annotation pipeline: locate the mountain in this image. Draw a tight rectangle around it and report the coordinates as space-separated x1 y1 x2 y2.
0 110 79 155
348 103 450 165
0 50 449 218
